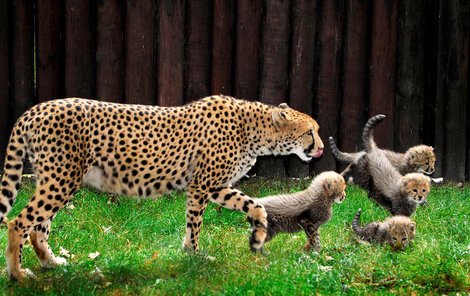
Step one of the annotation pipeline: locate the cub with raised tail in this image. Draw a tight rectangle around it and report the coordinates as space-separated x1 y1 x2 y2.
352 209 416 250
249 171 346 252
329 114 435 175
339 115 431 216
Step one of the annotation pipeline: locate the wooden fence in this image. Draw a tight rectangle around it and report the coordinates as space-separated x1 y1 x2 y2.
0 0 469 182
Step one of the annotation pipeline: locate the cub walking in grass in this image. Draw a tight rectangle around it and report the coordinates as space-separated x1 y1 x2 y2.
352 209 416 250
249 171 346 252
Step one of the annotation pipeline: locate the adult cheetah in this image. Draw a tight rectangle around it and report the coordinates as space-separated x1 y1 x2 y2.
0 95 324 279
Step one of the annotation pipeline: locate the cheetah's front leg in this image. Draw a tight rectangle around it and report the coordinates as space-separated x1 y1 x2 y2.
183 186 209 252
210 187 268 252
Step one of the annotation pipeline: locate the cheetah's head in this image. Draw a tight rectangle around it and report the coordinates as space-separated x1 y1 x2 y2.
271 103 324 162
406 145 436 175
386 216 416 251
400 173 431 204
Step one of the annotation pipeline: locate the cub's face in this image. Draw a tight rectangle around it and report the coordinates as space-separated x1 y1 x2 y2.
318 172 346 204
271 104 324 162
401 173 431 204
409 145 436 175
387 218 416 251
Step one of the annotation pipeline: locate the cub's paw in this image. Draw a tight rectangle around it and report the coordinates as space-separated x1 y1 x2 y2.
10 268 36 281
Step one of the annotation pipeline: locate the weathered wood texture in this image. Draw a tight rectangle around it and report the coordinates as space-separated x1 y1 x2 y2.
11 0 34 121
1 1 470 181
0 0 9 167
441 0 469 182
395 0 425 150
184 0 212 103
65 0 93 98
36 0 64 102
124 0 156 105
312 0 344 173
339 0 369 157
257 0 290 179
211 0 235 96
285 0 319 178
234 0 262 100
96 0 124 102
368 0 398 149
157 0 185 107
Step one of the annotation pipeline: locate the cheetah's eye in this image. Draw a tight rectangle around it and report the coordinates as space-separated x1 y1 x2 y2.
413 189 418 193
392 237 397 242
422 189 427 193
402 237 407 241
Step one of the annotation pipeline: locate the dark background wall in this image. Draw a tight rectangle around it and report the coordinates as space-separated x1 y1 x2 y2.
0 0 469 182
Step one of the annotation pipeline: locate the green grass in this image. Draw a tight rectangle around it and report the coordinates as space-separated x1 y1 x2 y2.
0 178 469 295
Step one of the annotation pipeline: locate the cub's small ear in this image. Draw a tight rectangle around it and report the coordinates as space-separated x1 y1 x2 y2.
430 146 434 151
410 221 416 231
278 103 289 109
272 110 291 130
322 178 334 193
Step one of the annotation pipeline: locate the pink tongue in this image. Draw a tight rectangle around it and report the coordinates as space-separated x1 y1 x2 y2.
312 149 323 158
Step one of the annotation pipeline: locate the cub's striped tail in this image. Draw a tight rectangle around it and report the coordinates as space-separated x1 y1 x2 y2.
362 114 386 152
328 137 354 164
351 208 365 237
0 122 27 224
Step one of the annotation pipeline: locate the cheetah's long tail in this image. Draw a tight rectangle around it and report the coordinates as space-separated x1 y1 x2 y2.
0 121 27 224
328 136 354 163
351 208 365 237
362 114 386 152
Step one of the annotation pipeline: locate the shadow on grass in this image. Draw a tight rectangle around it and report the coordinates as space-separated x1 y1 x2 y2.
2 253 223 295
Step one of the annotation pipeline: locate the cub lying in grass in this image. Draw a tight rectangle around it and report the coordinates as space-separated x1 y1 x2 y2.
352 208 416 251
249 171 346 252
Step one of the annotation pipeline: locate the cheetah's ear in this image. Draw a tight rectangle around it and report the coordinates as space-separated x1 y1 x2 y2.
272 110 291 130
278 103 289 109
409 221 416 232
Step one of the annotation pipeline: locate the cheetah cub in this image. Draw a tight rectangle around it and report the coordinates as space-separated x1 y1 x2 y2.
352 209 416 251
337 115 432 216
249 171 346 252
329 115 435 176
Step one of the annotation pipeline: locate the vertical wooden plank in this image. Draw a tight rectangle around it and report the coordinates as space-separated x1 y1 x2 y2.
96 0 124 102
422 0 439 149
395 0 425 150
312 0 344 173
157 0 185 107
211 0 234 96
339 0 369 156
65 0 93 98
442 0 469 182
333 0 366 169
124 0 156 105
431 0 447 177
11 0 34 120
0 0 10 167
257 0 289 178
286 0 319 178
234 0 262 100
368 0 398 149
184 0 212 102
36 0 64 102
